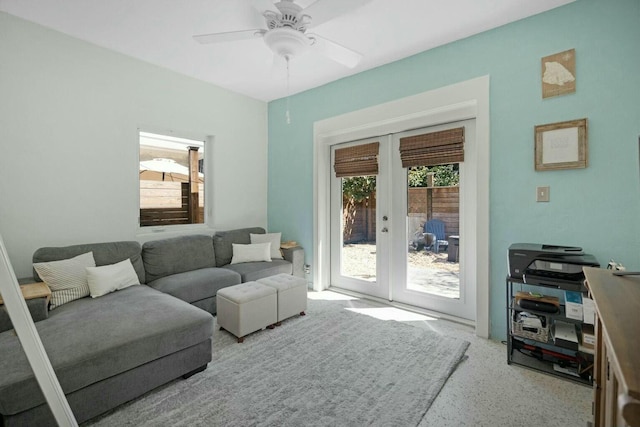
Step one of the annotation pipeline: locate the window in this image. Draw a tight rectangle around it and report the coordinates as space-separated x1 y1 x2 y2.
139 131 205 227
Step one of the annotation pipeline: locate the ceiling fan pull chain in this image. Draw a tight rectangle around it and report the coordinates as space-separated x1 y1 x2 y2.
286 55 291 125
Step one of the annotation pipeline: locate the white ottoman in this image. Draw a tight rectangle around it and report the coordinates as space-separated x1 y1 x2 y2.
217 281 277 343
257 274 307 325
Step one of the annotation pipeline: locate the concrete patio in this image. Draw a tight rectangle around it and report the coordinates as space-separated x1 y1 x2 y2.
342 243 460 299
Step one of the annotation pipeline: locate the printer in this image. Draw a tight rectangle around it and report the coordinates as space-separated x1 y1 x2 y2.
508 243 599 290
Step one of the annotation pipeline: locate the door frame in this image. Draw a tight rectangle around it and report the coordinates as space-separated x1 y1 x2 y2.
313 76 490 338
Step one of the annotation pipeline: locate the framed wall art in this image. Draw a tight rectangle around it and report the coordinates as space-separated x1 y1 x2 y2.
542 49 576 99
535 118 588 171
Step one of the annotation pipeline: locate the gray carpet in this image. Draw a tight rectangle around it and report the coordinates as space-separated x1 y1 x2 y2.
86 298 469 426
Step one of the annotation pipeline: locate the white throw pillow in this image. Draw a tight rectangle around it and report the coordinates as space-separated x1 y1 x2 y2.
230 243 272 264
33 251 96 309
86 259 140 298
250 232 283 259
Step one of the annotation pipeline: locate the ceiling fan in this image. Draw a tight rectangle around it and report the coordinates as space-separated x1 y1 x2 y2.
193 0 372 68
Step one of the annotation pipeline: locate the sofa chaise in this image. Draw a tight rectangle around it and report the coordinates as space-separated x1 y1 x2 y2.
0 227 304 425
0 241 214 426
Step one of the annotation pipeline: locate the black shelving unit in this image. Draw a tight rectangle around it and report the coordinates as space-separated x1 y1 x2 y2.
506 275 593 386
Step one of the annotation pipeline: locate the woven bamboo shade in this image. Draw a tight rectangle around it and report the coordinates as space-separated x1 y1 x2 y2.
334 142 379 177
399 127 465 168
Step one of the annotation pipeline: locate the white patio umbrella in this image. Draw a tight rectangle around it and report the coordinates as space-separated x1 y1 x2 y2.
139 158 203 183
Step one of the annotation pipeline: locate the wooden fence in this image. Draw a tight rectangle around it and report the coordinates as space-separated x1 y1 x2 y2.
408 187 459 237
140 181 204 226
343 186 459 243
343 196 377 243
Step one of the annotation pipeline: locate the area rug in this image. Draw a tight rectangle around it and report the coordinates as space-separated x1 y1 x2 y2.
87 299 469 427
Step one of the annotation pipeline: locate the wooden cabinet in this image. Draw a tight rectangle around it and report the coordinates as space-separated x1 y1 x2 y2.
583 267 640 427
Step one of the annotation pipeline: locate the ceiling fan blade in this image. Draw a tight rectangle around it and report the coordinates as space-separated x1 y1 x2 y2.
303 0 373 28
309 34 362 68
193 29 266 44
250 0 279 15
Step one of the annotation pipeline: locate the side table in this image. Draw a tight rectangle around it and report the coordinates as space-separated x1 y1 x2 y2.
0 282 51 333
280 241 298 250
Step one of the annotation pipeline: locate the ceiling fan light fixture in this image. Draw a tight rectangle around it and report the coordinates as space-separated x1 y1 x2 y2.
194 0 368 69
263 27 310 58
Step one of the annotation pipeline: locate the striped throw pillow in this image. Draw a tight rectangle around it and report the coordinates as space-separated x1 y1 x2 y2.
33 252 96 309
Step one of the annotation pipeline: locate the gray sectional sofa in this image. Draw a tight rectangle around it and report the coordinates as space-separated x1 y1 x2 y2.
213 227 304 282
142 227 304 314
142 234 242 314
0 227 304 426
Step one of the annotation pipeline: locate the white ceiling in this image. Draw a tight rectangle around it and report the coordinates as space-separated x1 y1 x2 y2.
0 0 574 102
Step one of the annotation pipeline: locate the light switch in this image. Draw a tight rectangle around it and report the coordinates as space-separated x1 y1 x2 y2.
536 186 550 202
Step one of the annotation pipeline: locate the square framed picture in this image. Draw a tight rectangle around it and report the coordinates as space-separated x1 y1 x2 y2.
535 118 588 171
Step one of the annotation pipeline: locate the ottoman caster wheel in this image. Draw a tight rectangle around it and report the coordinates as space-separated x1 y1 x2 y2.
237 337 244 343
267 324 275 329
275 321 282 327
300 311 306 316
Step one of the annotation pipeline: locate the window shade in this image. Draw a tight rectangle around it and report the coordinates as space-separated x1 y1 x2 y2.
334 142 380 177
399 127 464 168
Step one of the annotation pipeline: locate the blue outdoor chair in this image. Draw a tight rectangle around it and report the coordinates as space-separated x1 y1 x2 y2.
423 219 449 253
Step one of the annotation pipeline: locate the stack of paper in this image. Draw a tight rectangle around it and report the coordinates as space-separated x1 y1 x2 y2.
518 311 543 329
582 296 596 324
564 291 583 320
554 320 578 350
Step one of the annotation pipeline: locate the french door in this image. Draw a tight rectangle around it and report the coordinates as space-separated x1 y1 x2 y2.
330 137 390 299
330 120 476 321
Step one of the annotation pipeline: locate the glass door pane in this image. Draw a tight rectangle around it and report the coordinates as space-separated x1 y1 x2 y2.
406 165 460 299
340 176 377 281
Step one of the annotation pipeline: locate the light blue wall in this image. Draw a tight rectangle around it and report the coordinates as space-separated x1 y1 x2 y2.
268 0 640 339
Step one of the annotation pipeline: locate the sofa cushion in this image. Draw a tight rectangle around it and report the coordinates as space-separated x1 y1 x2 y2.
147 267 241 304
33 251 96 309
230 243 272 264
86 259 140 298
222 259 293 282
33 241 145 284
213 227 265 267
0 285 213 416
142 235 216 283
250 232 283 259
